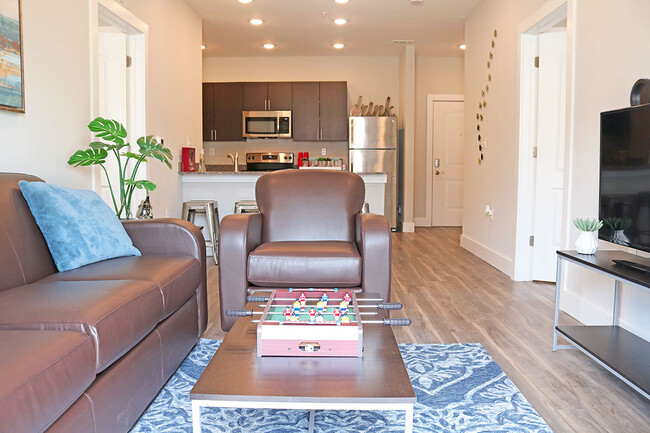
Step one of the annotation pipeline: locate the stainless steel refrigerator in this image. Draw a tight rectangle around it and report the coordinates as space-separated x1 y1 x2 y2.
349 116 398 230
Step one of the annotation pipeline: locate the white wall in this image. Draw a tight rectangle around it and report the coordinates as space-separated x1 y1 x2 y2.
0 0 92 188
561 0 650 340
399 46 416 231
461 0 547 274
121 0 202 218
413 56 464 219
462 0 650 341
201 56 399 165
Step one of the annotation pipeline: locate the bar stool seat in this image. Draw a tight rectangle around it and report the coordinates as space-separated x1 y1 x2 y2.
234 200 259 214
182 200 219 265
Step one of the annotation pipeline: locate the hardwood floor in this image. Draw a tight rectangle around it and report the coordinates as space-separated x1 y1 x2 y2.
203 227 650 432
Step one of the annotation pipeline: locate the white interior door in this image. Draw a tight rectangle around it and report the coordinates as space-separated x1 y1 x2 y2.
532 31 567 282
432 101 465 226
98 27 127 208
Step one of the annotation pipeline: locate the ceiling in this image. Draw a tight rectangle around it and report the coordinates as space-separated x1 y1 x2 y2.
186 0 481 57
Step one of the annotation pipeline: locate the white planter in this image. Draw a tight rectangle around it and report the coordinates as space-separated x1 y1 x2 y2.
575 231 599 255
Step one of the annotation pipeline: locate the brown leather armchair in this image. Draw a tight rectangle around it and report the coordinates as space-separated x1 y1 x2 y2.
218 169 391 331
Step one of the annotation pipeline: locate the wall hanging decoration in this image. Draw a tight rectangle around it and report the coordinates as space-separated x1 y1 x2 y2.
477 29 498 165
0 0 24 112
349 96 395 117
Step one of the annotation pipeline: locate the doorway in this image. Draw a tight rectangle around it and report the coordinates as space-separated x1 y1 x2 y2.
92 1 147 209
514 2 569 282
420 95 465 227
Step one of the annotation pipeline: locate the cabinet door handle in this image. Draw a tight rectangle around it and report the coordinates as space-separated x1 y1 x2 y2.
268 99 271 110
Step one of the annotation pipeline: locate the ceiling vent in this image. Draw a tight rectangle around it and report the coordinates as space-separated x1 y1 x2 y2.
392 40 415 45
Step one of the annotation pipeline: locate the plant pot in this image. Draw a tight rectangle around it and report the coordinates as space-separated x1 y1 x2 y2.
575 231 599 255
611 229 630 246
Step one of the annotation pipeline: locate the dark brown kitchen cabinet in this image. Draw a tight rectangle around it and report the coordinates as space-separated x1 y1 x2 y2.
292 81 348 142
243 82 292 111
203 82 244 141
319 82 348 141
292 82 320 141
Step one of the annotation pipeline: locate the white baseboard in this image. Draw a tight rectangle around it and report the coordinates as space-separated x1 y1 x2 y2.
402 222 415 233
460 234 514 277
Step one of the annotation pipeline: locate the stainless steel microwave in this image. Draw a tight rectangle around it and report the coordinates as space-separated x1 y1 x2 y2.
242 111 292 138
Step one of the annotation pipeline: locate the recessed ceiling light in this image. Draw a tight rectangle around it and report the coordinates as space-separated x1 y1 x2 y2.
334 0 349 3
238 0 253 3
333 43 345 49
201 45 206 50
249 18 264 25
263 43 275 49
459 44 466 50
333 18 348 25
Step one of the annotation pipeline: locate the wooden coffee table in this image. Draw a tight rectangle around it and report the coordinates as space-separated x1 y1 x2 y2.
190 292 416 432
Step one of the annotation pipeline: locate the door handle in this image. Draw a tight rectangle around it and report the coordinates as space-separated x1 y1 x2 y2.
434 158 440 168
267 99 271 110
435 170 444 175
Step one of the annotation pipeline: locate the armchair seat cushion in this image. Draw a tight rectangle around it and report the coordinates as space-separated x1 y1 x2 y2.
0 280 163 372
248 241 361 287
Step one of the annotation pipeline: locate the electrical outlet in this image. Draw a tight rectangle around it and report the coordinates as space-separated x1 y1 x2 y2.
165 208 170 217
321 148 327 156
209 147 214 156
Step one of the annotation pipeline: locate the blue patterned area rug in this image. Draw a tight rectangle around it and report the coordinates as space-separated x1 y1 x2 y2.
131 339 552 432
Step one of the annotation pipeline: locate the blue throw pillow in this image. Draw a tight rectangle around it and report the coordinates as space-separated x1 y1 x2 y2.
19 180 141 272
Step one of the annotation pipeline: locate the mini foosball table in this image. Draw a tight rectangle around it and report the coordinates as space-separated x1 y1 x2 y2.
227 288 410 357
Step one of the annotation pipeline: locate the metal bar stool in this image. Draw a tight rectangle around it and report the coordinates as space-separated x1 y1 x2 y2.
181 200 219 265
234 200 259 214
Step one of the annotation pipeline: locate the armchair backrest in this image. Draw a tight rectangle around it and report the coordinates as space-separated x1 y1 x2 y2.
255 169 365 243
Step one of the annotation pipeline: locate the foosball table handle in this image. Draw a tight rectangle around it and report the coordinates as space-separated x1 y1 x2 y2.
246 295 269 303
383 318 412 326
226 309 254 317
377 303 403 310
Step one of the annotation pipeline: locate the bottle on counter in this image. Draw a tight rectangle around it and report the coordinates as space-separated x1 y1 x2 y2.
197 149 207 173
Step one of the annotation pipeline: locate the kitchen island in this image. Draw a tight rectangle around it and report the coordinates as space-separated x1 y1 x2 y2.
182 169 387 221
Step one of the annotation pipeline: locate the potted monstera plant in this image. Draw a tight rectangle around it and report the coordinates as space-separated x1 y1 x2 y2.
68 117 173 219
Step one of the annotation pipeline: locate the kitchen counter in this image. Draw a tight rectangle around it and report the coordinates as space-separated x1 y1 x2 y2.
182 170 387 221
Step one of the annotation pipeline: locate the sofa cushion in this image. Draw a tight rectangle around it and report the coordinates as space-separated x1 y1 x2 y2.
43 255 201 319
248 241 362 287
0 280 163 372
18 180 141 272
0 330 96 433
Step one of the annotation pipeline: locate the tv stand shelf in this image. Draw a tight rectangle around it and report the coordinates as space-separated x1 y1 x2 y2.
554 250 650 400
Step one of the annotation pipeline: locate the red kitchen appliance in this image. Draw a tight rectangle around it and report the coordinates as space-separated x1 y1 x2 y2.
182 147 196 172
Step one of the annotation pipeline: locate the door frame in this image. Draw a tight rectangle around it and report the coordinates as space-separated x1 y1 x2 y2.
90 0 148 194
513 0 574 281
416 94 464 227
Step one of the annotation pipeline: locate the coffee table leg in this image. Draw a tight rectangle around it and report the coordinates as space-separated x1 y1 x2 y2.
404 404 414 433
308 409 315 433
192 400 202 433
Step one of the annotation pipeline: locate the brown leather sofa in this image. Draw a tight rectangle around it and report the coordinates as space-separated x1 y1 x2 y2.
218 169 391 331
0 173 207 433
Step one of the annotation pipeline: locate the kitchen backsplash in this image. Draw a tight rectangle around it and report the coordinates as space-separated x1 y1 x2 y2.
203 139 349 166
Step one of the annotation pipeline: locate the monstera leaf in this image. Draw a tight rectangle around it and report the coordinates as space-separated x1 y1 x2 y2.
124 179 157 191
67 148 108 167
88 117 127 146
137 135 173 169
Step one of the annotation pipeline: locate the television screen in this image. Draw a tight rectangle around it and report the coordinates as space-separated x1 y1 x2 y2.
599 104 650 252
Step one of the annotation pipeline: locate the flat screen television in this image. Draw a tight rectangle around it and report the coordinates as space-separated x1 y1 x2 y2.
599 104 650 255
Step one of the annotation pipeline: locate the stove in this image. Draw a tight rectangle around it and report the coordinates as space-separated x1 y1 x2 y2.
246 152 294 171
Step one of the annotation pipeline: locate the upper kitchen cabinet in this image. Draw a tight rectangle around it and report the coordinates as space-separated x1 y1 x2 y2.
243 82 292 111
292 82 320 141
292 81 348 142
319 82 348 141
203 82 244 142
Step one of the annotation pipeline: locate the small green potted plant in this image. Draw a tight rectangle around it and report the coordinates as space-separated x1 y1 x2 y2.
68 117 173 219
573 217 603 254
603 217 631 246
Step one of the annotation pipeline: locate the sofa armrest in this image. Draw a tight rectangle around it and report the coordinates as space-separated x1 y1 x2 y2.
122 218 207 335
218 213 263 332
356 213 391 302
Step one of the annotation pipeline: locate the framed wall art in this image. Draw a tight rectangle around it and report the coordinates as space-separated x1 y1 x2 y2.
0 0 24 113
